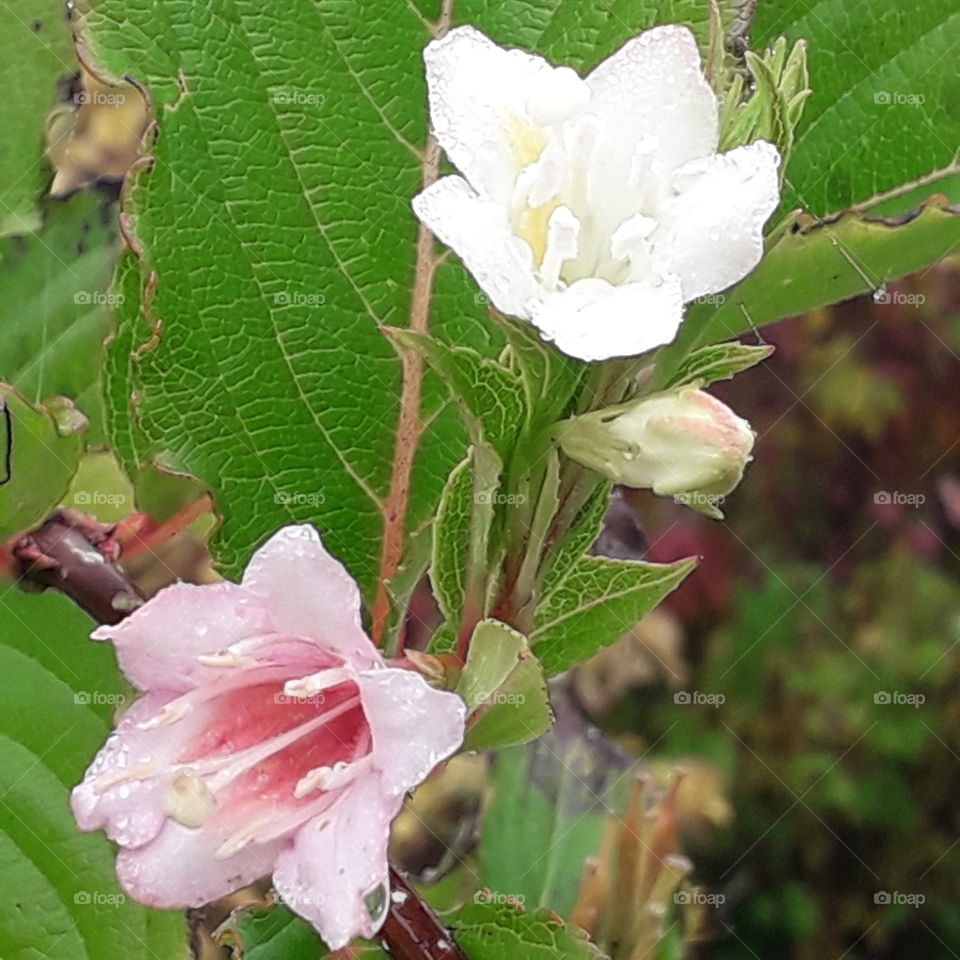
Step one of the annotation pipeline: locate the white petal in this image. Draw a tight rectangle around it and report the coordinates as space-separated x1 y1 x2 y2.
527 275 685 362
585 25 718 175
357 667 465 797
241 525 380 671
273 779 403 950
654 141 781 302
540 205 580 289
413 175 541 315
424 26 586 204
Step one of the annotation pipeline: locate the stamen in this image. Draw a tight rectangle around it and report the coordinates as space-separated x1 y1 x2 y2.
163 770 216 828
136 700 192 730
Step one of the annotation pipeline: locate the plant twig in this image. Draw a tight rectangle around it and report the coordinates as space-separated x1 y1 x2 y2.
11 510 469 960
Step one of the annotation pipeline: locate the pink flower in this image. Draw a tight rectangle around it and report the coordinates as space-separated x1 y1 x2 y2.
71 524 465 950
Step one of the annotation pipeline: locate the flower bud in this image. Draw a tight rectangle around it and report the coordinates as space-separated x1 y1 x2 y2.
556 387 755 517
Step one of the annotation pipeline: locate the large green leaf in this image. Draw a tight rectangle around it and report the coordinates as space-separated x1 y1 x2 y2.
83 0 754 601
752 0 960 215
0 587 187 960
0 0 75 234
0 192 119 443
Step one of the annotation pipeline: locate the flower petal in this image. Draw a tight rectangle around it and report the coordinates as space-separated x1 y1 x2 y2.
585 25 718 176
527 275 684 362
357 666 465 797
242 525 380 671
413 175 541 315
273 778 402 950
91 582 270 693
115 818 285 909
654 141 781 301
424 25 588 205
71 692 182 849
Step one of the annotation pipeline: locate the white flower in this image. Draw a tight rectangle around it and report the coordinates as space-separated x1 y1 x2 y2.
556 387 755 515
412 25 781 362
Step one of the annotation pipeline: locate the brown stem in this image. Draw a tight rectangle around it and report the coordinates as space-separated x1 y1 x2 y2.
380 868 468 960
371 0 456 645
12 511 144 623
11 511 468 960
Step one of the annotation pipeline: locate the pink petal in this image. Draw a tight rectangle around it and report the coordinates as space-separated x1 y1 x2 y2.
357 667 465 797
242 525 381 671
71 692 184 848
91 581 270 693
116 819 286 909
273 777 403 950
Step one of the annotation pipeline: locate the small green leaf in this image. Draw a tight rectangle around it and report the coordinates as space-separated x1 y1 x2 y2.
532 556 696 675
663 341 774 390
387 329 525 457
0 386 85 539
491 313 583 433
450 901 607 959
457 620 552 750
431 457 473 624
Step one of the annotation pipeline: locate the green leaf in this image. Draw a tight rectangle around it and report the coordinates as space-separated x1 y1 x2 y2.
0 0 75 234
0 192 119 443
491 314 583 434
477 725 629 923
0 386 85 539
220 905 325 960
0 587 187 960
450 901 606 959
82 1 480 597
532 555 696 675
387 329 525 457
662 341 773 390
457 0 748 71
431 457 473 624
752 0 960 214
457 620 551 749
652 201 960 388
